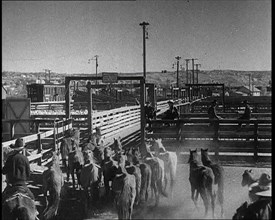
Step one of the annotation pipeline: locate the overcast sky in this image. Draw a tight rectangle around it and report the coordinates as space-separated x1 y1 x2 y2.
2 0 271 74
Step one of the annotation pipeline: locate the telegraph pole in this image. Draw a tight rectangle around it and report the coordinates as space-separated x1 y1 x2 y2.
185 59 190 84
88 55 99 85
191 58 198 84
139 22 149 80
195 64 201 84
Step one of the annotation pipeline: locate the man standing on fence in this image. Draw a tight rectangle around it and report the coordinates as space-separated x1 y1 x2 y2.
163 100 179 120
238 100 252 127
208 100 223 125
2 138 35 203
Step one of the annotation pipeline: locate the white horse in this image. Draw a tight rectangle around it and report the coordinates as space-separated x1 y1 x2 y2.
151 138 178 198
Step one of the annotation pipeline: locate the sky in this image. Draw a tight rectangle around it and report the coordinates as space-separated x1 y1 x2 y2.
2 0 271 74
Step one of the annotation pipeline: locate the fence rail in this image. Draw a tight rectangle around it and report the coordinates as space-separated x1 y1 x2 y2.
147 118 271 161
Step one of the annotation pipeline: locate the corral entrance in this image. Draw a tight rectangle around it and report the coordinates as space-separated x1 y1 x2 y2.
186 83 225 112
64 74 147 151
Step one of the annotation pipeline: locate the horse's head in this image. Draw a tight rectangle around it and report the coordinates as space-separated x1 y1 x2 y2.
188 149 199 164
113 137 123 152
241 169 253 187
151 138 165 155
201 148 210 159
83 149 95 164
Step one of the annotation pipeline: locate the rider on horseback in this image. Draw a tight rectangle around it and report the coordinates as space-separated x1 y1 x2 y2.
2 138 35 203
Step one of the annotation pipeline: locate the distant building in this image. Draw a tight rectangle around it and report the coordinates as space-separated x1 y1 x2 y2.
234 85 260 96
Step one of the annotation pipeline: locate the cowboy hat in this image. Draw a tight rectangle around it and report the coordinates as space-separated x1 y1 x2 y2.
11 138 25 151
249 173 272 197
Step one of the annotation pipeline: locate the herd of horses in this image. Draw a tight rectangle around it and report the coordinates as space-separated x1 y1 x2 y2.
2 127 267 220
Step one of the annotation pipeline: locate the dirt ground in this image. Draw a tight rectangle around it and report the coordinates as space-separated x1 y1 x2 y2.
26 162 271 220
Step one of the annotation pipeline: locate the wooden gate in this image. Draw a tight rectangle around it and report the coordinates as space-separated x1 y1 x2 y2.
3 98 31 140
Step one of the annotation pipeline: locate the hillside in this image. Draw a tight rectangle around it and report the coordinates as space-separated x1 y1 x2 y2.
2 70 271 97
141 70 271 88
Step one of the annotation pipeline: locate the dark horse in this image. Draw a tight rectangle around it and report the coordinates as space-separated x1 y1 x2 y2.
68 146 84 189
201 148 224 217
80 149 101 217
2 191 38 220
42 151 64 220
188 149 216 218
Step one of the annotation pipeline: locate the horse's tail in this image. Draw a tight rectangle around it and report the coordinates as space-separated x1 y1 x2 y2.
43 191 60 220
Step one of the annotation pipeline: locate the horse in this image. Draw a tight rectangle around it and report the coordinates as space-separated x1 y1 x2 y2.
60 128 81 171
112 154 136 220
125 147 152 204
83 132 104 166
188 149 216 218
67 145 84 189
124 148 142 206
151 138 177 198
144 148 168 207
79 149 102 217
102 146 119 201
60 137 73 172
42 151 64 220
201 148 224 217
241 169 259 202
111 137 123 153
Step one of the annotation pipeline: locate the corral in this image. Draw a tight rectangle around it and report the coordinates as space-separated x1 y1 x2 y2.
2 88 272 219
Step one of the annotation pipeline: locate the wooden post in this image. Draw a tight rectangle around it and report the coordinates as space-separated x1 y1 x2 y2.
65 77 71 118
53 120 57 152
140 77 146 155
253 121 259 162
86 81 93 135
213 120 220 159
36 122 42 165
10 121 15 140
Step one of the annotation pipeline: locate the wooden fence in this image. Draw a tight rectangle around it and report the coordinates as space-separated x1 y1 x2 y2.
147 118 271 161
2 119 73 166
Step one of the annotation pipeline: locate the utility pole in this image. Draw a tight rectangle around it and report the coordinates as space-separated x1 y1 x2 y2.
191 58 198 84
185 59 190 84
175 56 181 88
195 64 201 84
88 55 99 85
139 22 149 80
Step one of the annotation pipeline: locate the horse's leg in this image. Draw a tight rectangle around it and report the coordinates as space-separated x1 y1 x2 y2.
208 185 216 219
191 185 199 210
200 188 209 217
218 180 224 218
72 168 76 189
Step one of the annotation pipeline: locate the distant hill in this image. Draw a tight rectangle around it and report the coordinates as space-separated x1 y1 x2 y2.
120 70 271 88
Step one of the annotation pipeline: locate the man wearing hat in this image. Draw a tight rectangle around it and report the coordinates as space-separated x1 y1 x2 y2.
233 173 272 220
208 100 223 120
162 100 179 120
238 100 252 127
2 138 35 202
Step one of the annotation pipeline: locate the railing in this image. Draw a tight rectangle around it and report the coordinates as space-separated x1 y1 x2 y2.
2 119 73 166
147 118 271 160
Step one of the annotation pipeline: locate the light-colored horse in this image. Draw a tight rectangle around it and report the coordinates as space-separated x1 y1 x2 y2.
42 151 64 220
151 138 178 198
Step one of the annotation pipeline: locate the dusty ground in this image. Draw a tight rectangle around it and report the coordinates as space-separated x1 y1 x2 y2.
26 162 271 220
